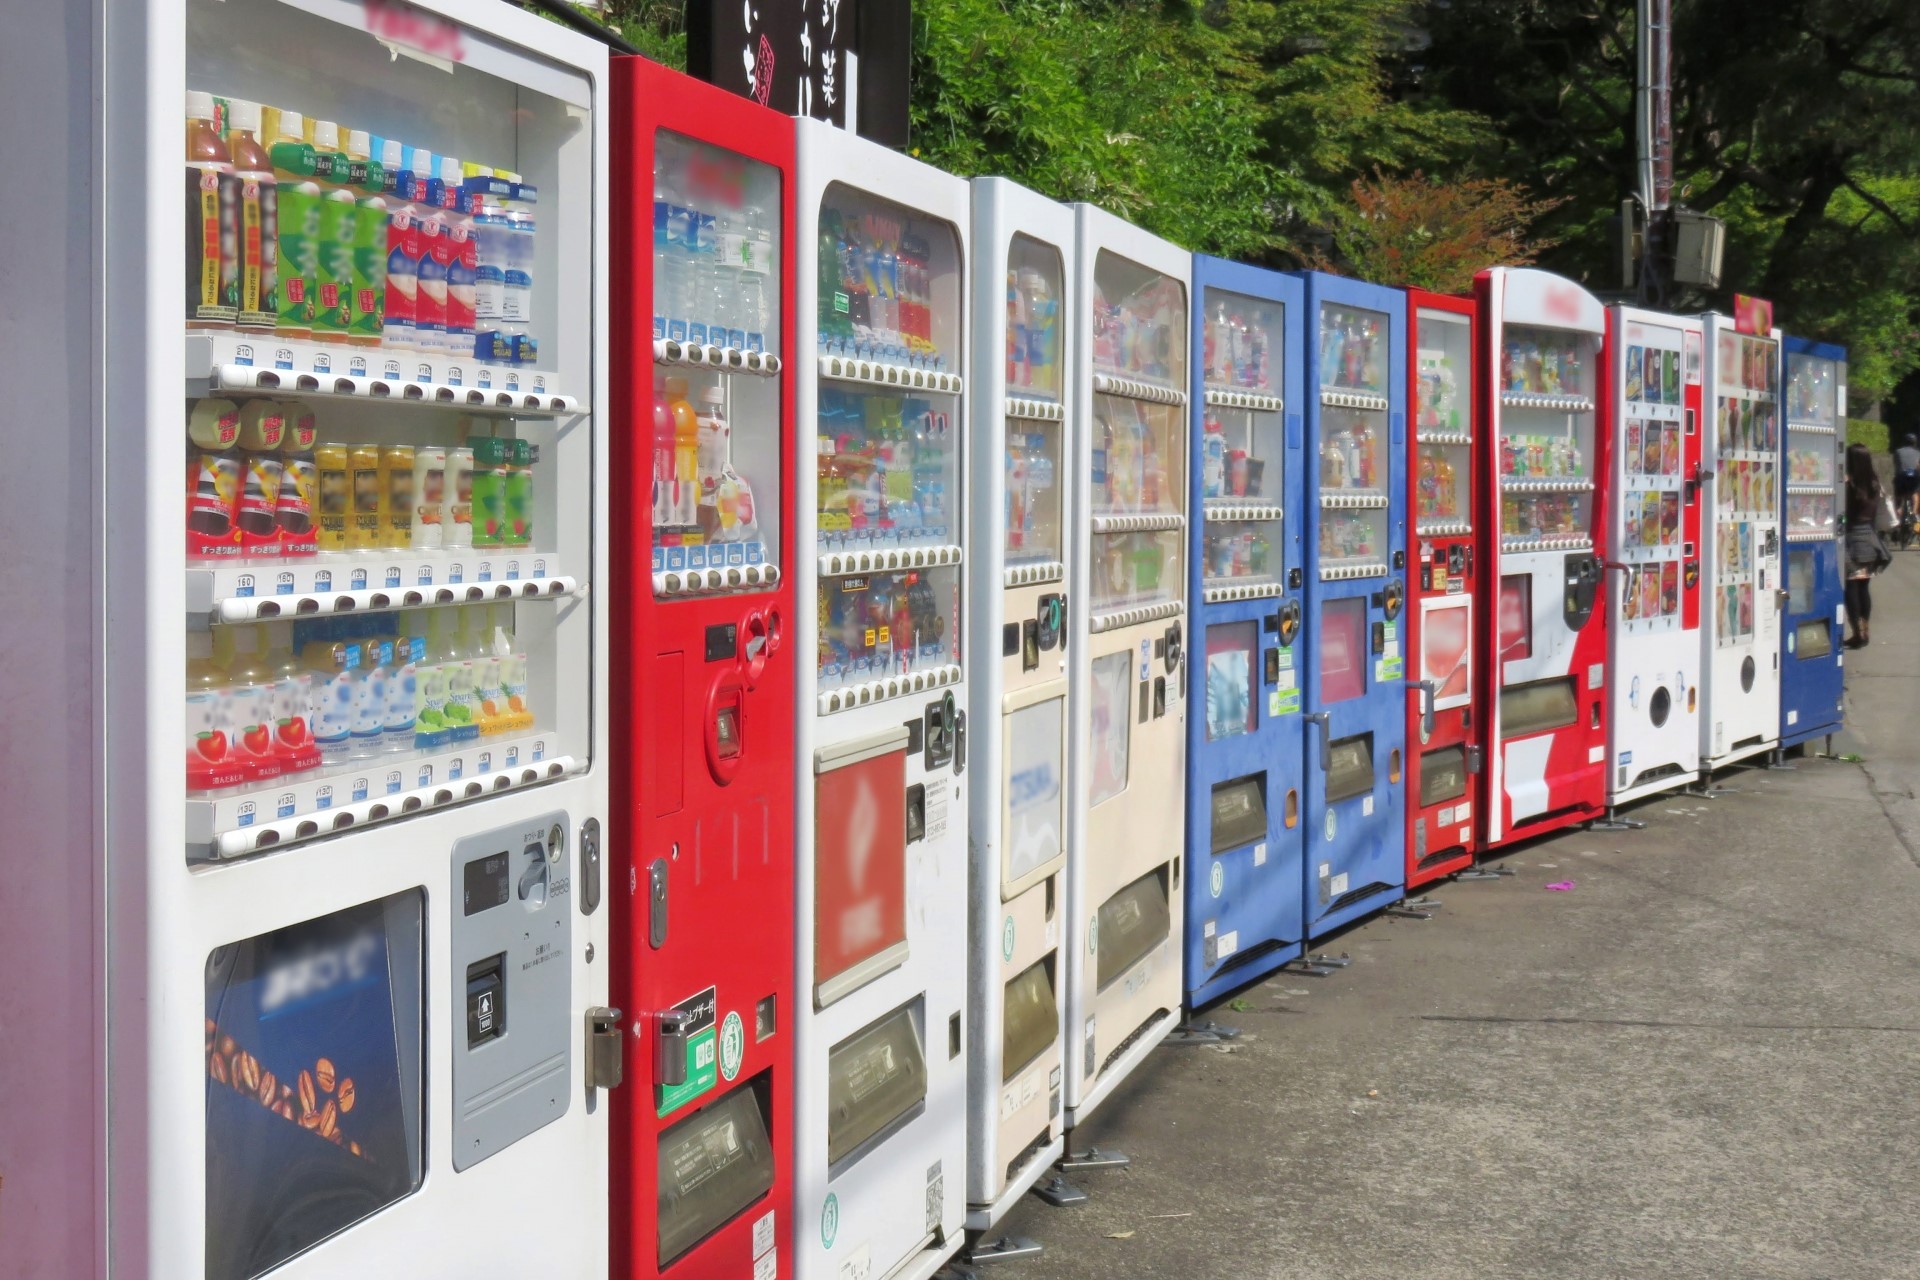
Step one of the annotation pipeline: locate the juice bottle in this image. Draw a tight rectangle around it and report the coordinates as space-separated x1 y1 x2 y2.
492 604 532 732
468 435 511 548
342 620 388 760
310 121 358 342
276 434 318 558
381 139 419 352
186 628 245 792
348 443 383 549
503 438 534 548
430 607 479 742
234 450 284 558
186 91 238 331
266 110 319 341
346 131 388 348
444 159 479 363
216 624 284 783
464 604 504 735
666 375 699 496
187 446 243 560
263 621 321 774
380 444 416 548
445 445 474 548
411 445 447 549
404 611 450 750
314 442 349 551
652 377 675 527
224 100 277 334
298 620 357 767
406 147 445 355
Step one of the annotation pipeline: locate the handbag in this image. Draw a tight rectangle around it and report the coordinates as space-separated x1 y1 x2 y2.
1875 493 1898 532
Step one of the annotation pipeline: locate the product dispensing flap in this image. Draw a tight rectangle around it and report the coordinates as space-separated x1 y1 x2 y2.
656 1080 776 1266
826 1001 929 1168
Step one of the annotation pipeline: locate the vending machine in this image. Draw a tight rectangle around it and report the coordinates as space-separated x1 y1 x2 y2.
1403 289 1480 886
1600 308 1704 813
1779 338 1848 751
1473 268 1609 850
793 117 971 1280
1295 271 1408 935
965 177 1075 1234
1183 256 1308 1006
1698 313 1783 774
1063 204 1190 1129
4 0 611 1274
610 57 794 1280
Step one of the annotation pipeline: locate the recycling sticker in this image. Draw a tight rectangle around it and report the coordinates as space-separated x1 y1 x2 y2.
719 1010 745 1082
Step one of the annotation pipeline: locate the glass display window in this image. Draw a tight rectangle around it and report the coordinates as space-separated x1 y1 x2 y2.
1320 597 1367 704
1499 325 1595 400
1319 304 1388 396
1088 652 1133 807
1496 324 1598 551
1318 509 1386 571
1203 288 1280 394
1091 251 1187 386
1092 396 1183 518
817 184 962 370
1005 235 1065 402
1204 621 1258 741
817 389 958 552
1202 521 1279 586
816 568 961 689
1414 309 1472 532
1090 529 1182 614
1006 420 1063 566
1785 352 1841 540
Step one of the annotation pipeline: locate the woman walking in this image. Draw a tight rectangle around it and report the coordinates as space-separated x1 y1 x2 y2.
1844 442 1891 648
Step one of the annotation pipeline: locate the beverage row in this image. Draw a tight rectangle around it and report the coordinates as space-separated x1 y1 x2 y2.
1787 360 1838 424
1786 446 1834 485
1093 399 1178 514
1717 459 1778 515
1716 395 1780 454
1621 490 1683 549
652 151 774 353
1005 266 1063 394
816 571 959 687
1319 306 1388 394
185 606 533 794
1091 277 1187 382
1501 333 1589 397
652 375 765 545
1203 527 1275 581
186 91 543 365
186 399 535 560
1200 412 1272 501
1317 412 1384 490
1619 560 1682 622
1499 430 1587 480
1319 509 1384 562
1414 447 1464 519
816 392 955 547
1416 350 1467 430
1501 493 1589 539
1622 420 1684 479
816 209 945 366
1005 430 1062 561
1092 531 1180 610
1202 300 1275 392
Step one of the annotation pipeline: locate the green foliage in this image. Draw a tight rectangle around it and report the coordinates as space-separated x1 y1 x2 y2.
1850 418 1891 454
1311 169 1566 293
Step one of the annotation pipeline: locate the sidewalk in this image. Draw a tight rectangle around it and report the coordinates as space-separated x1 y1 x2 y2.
992 557 1920 1280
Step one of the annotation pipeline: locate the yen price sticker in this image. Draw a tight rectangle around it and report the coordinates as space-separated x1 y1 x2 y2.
821 1193 841 1249
1209 861 1224 898
1002 915 1016 961
719 1010 745 1081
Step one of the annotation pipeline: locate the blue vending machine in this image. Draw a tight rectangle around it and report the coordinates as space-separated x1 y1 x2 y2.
1779 337 1848 750
1295 272 1409 941
1183 257 1308 1007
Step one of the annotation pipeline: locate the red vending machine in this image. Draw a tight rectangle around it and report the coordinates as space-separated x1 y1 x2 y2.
1404 289 1480 885
610 58 795 1280
1474 268 1609 853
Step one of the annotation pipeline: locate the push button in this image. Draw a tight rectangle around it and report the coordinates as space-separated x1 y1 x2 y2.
466 955 506 1048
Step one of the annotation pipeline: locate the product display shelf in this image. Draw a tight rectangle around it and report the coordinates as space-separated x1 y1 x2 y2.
651 562 783 596
1501 478 1595 494
815 661 964 715
1089 512 1185 534
1320 489 1389 509
1203 386 1283 413
1202 578 1285 604
1417 430 1472 446
652 338 784 375
818 352 965 395
189 552 578 621
1006 396 1066 422
818 543 965 576
1204 500 1284 522
189 334 582 415
1004 560 1066 587
1087 599 1183 633
1787 422 1837 436
189 731 581 861
1502 533 1594 553
1500 392 1593 412
1416 518 1472 536
1093 371 1187 405
1321 388 1390 411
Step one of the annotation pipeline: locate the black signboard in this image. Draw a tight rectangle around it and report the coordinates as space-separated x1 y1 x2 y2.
687 0 912 147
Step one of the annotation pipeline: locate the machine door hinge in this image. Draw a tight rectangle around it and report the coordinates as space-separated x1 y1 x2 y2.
585 1006 624 1091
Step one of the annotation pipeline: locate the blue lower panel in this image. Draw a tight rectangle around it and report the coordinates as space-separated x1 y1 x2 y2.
1781 540 1844 747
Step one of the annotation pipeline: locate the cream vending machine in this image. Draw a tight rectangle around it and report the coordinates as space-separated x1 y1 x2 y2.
792 117 972 1280
3 0 610 1275
1063 204 1191 1139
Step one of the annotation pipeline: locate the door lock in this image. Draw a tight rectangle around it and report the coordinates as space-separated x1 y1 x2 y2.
579 817 602 916
1304 711 1332 771
647 858 669 949
1410 678 1437 738
585 1006 624 1091
655 1009 691 1087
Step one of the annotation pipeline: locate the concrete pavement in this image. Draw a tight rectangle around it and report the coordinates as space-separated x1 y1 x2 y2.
987 556 1920 1280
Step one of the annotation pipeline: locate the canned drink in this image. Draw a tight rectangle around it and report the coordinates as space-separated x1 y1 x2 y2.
348 444 383 549
187 448 243 558
381 445 415 548
237 400 287 453
411 445 447 549
315 443 350 551
444 446 474 547
279 400 318 452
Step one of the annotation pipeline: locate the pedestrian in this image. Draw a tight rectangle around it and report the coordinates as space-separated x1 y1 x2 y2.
1895 433 1920 526
1844 442 1892 648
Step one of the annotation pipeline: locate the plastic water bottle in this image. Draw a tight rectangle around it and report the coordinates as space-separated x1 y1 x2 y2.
708 208 743 350
654 180 686 343
739 205 771 353
473 185 511 364
503 191 536 364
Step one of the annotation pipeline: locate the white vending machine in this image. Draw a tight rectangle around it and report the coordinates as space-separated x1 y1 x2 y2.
965 176 1077 1242
2 1 611 1275
1699 313 1784 775
793 116 971 1280
1063 204 1191 1140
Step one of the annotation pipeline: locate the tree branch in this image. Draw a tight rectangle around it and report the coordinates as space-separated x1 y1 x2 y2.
1841 174 1915 237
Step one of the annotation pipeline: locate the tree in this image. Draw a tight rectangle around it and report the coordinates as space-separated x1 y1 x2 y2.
1312 169 1566 292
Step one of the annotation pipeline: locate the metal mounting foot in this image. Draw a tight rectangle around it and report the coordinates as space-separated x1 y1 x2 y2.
1031 1174 1089 1207
1386 895 1441 919
1766 749 1796 771
1058 1145 1130 1173
966 1237 1043 1265
1455 864 1515 881
1164 1019 1239 1045
1589 807 1646 831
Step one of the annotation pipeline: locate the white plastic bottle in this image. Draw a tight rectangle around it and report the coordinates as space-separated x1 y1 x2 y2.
503 182 537 364
708 208 742 351
405 611 449 751
473 181 511 364
738 204 770 354
377 618 417 754
491 604 532 732
464 603 504 736
680 199 711 348
431 607 479 743
349 622 390 760
442 156 477 362
300 622 358 768
654 177 686 344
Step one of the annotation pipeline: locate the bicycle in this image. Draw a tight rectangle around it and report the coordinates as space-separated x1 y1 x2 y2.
1897 480 1920 551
